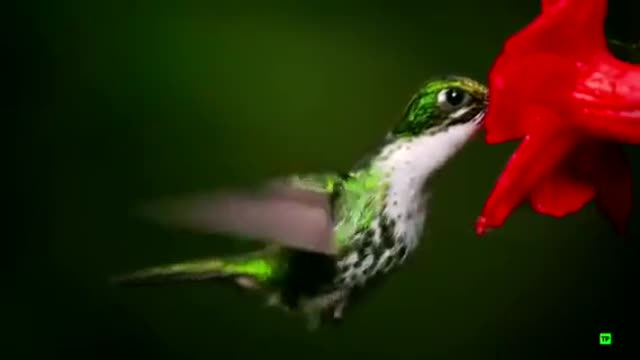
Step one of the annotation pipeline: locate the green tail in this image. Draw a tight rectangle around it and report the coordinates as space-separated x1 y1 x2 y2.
112 248 281 289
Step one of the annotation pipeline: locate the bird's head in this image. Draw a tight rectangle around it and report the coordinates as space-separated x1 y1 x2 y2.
392 75 488 137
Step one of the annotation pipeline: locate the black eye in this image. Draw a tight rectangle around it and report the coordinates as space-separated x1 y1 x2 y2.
445 88 465 106
437 87 471 111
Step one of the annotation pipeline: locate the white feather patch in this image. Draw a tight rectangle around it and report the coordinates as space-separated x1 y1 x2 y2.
375 123 479 249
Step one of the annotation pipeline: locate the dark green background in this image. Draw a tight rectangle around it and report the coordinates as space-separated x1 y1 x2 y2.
12 1 637 359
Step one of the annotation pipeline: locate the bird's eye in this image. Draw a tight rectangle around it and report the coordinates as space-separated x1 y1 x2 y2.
445 88 465 106
437 87 471 110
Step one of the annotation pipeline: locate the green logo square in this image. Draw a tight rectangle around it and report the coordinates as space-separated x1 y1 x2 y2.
599 333 612 345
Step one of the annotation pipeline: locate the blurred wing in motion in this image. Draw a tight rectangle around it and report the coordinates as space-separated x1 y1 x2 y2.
139 178 338 255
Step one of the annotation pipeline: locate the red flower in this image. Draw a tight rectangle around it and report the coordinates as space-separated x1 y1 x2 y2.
476 0 640 235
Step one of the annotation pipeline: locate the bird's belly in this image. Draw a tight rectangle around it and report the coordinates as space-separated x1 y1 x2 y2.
335 205 426 285
295 211 425 316
336 240 418 291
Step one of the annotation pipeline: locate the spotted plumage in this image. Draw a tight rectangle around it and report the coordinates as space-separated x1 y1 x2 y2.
113 75 489 329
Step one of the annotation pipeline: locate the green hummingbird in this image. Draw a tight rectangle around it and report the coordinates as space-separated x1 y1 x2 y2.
113 75 489 329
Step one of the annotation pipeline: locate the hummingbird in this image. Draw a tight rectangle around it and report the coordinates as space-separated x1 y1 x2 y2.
113 75 489 329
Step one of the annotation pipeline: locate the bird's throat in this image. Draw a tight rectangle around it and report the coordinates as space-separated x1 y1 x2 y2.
375 123 479 191
370 123 480 248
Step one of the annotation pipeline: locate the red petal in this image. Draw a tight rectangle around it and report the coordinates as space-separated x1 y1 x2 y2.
478 0 638 233
588 143 632 234
504 0 607 59
541 0 562 11
572 56 640 144
484 102 542 144
529 141 632 231
528 141 604 217
484 55 557 144
477 124 577 235
483 93 524 144
529 165 594 217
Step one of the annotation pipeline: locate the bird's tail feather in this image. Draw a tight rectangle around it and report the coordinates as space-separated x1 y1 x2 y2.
111 248 280 290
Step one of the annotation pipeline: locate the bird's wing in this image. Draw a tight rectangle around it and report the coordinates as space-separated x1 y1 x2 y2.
139 174 343 255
